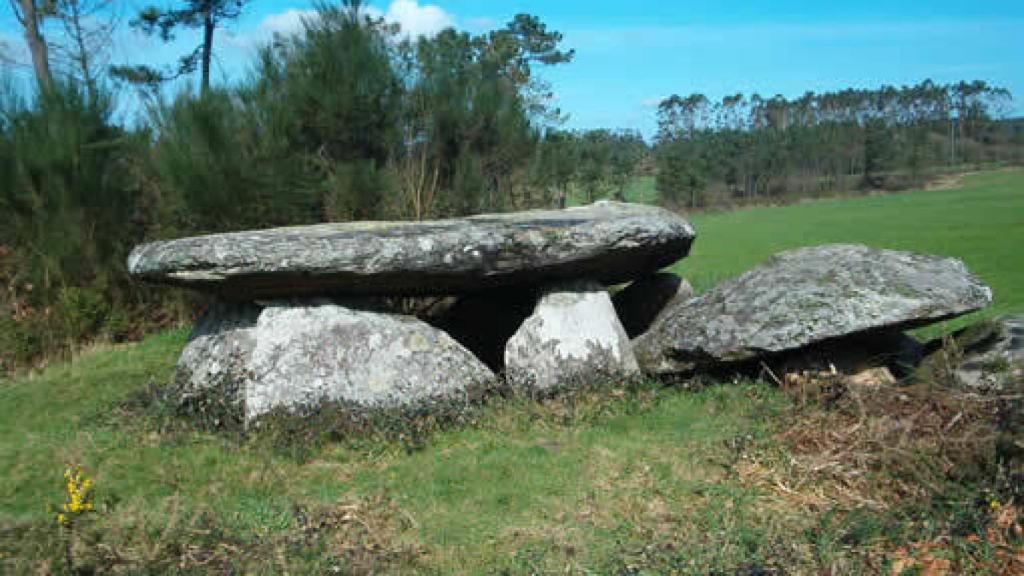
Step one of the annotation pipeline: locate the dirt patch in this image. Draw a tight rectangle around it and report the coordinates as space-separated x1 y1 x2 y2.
924 172 969 191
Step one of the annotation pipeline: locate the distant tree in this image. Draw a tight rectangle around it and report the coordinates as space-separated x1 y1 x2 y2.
578 130 612 202
608 130 645 200
112 0 249 95
863 118 895 187
533 129 578 207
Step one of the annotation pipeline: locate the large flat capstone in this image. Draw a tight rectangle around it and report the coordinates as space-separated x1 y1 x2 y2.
634 244 993 374
128 202 696 298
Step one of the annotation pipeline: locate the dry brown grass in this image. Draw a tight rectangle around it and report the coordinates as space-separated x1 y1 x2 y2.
730 365 1024 574
754 369 1004 508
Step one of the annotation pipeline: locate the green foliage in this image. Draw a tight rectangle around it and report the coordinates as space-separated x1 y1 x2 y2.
0 314 44 369
57 286 108 341
0 81 166 367
151 89 319 233
0 83 140 302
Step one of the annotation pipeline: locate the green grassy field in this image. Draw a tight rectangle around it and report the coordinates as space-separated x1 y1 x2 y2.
1 170 1022 574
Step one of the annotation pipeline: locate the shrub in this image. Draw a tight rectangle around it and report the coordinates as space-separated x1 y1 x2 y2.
0 314 44 370
57 286 109 341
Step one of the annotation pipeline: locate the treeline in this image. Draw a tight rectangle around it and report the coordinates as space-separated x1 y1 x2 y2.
655 81 1022 207
0 1 650 370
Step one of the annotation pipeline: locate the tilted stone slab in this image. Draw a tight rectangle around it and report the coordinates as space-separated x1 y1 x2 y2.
634 244 993 374
506 281 640 390
127 202 696 299
174 299 495 421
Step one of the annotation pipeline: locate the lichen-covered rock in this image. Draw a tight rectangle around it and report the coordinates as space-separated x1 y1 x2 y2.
505 281 639 390
175 301 260 408
634 244 993 374
245 301 494 419
174 299 495 421
127 201 696 299
612 272 694 338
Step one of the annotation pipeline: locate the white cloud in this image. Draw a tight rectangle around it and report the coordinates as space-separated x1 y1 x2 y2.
379 0 454 38
218 8 316 50
221 1 455 53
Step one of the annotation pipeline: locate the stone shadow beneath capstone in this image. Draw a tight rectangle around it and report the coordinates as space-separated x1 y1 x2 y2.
426 288 541 372
663 328 928 383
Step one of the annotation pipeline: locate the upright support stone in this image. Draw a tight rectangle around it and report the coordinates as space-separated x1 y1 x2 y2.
245 301 495 419
175 301 260 409
505 281 639 391
174 299 495 422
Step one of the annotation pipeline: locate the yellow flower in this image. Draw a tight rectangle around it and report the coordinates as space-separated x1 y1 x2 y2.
55 465 95 527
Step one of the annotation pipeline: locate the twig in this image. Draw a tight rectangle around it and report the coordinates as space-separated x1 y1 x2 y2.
944 411 964 431
760 361 783 386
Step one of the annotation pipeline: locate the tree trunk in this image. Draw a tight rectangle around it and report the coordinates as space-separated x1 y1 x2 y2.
17 0 51 90
201 6 214 95
65 0 96 101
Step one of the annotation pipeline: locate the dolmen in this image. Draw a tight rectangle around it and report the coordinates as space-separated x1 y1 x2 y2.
128 201 996 424
129 202 696 421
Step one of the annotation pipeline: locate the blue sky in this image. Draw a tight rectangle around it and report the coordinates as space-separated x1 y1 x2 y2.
2 0 1022 136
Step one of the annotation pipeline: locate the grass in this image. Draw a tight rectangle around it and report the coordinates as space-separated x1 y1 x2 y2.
1 169 1022 574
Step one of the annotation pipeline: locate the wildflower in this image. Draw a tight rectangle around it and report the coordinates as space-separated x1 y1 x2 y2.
55 466 95 527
